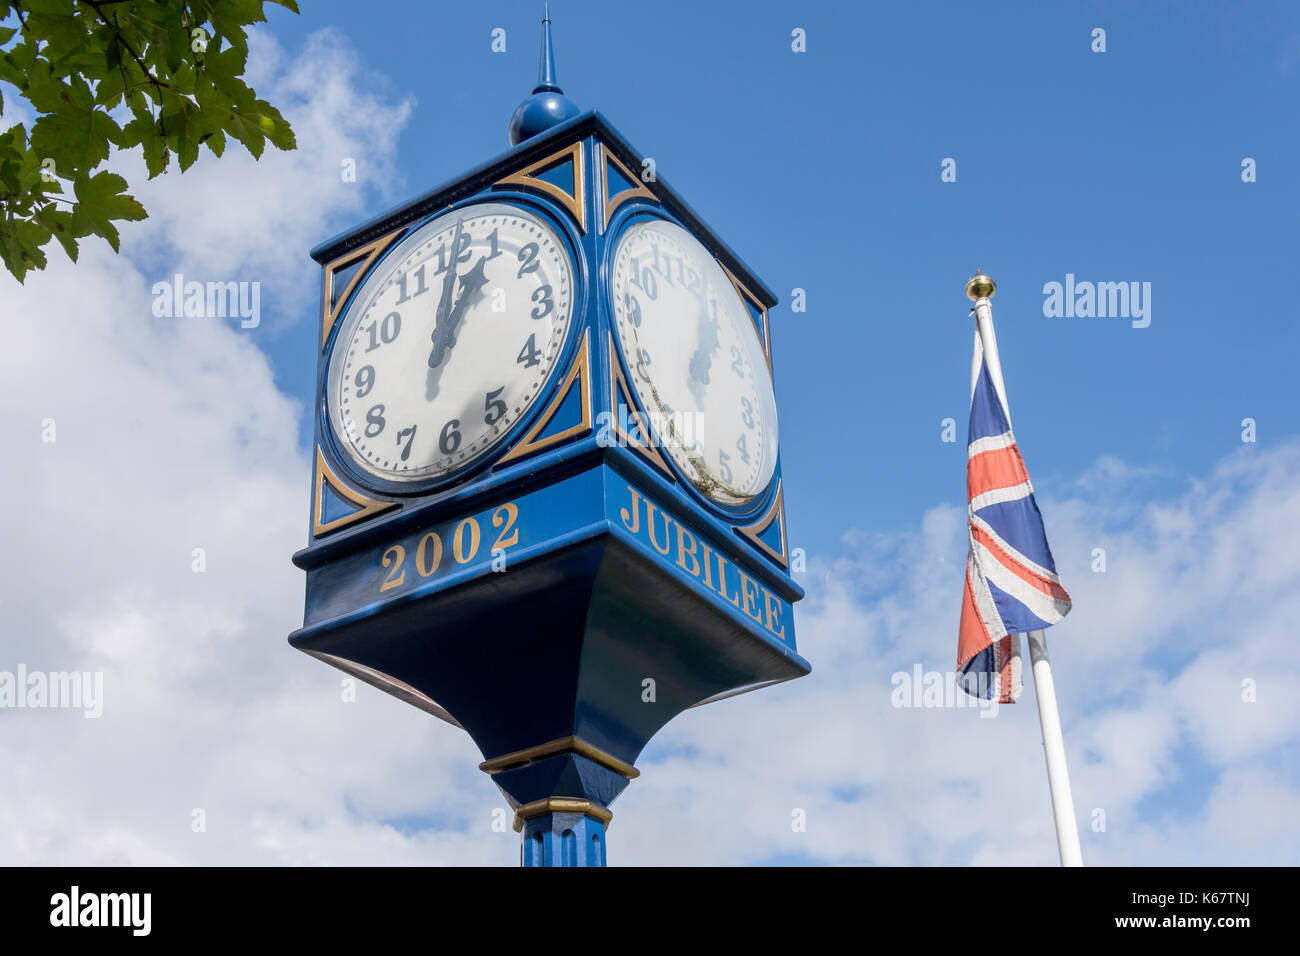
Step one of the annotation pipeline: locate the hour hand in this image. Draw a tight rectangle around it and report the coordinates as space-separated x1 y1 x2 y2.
428 256 490 369
454 255 491 308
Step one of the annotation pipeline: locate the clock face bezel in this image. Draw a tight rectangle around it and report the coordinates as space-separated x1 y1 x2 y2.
603 207 781 519
318 194 589 498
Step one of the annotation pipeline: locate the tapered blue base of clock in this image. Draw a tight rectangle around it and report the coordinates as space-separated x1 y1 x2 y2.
289 462 809 866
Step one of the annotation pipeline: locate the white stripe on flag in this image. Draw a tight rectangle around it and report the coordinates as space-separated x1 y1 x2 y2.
969 479 1035 514
968 431 1017 458
972 539 1072 625
969 552 1009 642
969 512 1064 584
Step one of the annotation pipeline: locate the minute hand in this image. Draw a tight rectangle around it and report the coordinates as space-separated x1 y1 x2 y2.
427 219 466 369
688 278 719 387
428 255 490 369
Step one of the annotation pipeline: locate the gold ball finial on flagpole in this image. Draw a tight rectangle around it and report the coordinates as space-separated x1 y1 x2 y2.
965 270 996 301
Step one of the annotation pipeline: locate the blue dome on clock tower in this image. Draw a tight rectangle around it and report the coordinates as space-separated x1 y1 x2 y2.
509 5 581 146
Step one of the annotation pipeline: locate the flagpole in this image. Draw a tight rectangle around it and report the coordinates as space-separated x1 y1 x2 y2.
965 271 1084 867
1026 630 1084 866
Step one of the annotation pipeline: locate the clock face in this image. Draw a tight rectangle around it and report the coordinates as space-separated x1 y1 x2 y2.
610 218 778 506
326 202 575 484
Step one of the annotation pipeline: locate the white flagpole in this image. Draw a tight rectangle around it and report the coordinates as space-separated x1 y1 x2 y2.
1026 630 1084 866
965 271 1084 867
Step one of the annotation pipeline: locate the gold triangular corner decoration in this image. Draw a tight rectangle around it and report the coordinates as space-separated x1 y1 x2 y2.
495 141 586 234
735 480 788 568
719 261 773 377
607 332 673 478
321 227 404 350
498 330 592 466
313 447 398 538
600 142 658 231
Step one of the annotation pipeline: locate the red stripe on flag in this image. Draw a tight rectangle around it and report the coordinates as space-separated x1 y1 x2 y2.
967 443 1030 502
970 524 1072 603
996 635 1015 704
957 559 992 669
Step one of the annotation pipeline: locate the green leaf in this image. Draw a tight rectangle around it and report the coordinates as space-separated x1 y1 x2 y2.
21 0 76 15
24 13 87 57
223 103 266 158
1 216 52 282
201 128 226 158
72 170 147 252
34 203 81 262
142 132 169 178
0 0 299 280
29 102 119 176
94 66 129 109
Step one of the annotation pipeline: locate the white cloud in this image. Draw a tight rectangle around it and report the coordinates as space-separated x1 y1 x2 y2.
130 29 412 293
613 442 1300 865
0 28 509 867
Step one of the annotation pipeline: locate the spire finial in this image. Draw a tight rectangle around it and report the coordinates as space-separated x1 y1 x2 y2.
508 4 581 146
536 2 560 93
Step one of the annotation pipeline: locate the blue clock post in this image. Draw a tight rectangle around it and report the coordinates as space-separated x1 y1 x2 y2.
289 11 810 866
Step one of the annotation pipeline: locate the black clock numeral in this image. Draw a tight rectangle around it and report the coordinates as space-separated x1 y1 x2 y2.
433 231 473 275
364 404 386 438
355 365 376 398
365 312 401 352
718 449 733 485
684 267 701 295
630 256 658 300
625 293 643 328
516 242 539 278
530 284 553 320
486 227 501 261
735 432 750 464
730 344 744 377
396 425 417 461
516 333 541 368
650 245 676 287
650 245 684 287
395 263 428 304
484 387 507 426
439 419 462 455
740 396 754 429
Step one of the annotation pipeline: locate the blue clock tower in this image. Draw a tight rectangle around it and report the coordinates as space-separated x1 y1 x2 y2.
289 10 810 866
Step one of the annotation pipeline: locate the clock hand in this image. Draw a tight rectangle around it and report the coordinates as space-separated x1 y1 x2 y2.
424 253 491 402
688 279 719 392
436 255 491 361
427 219 467 370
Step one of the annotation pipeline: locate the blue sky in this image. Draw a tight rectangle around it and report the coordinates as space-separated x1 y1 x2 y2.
260 0 1300 552
1 1 1298 866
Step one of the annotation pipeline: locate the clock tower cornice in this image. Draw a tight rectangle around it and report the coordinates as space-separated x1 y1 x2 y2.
310 111 778 311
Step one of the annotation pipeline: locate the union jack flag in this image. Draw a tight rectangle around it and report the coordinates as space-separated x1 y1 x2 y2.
958 324 1072 703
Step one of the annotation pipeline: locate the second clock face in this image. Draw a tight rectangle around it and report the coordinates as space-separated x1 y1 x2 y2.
610 218 779 506
326 202 576 484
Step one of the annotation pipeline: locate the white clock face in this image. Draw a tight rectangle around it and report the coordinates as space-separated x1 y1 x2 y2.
326 203 575 483
610 219 778 506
